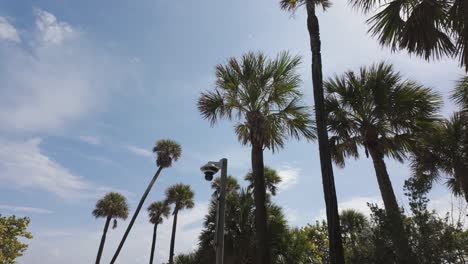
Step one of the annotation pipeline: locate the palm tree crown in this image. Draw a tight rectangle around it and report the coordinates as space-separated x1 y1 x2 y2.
198 51 316 150
325 62 442 166
153 139 182 168
93 192 129 228
166 184 195 212
148 201 171 225
245 166 282 196
280 0 331 12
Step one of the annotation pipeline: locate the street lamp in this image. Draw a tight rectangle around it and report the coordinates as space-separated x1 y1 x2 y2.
200 158 227 264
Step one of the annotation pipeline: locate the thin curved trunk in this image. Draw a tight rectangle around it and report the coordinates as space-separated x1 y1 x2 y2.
305 1 345 263
110 166 164 264
95 216 111 264
367 144 413 263
149 224 158 264
251 142 269 264
168 208 179 264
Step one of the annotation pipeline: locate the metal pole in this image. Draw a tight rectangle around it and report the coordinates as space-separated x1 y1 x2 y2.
215 158 227 264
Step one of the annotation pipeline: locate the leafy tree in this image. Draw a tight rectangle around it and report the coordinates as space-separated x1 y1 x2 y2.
198 51 315 264
211 175 241 195
0 215 32 264
348 0 468 70
166 183 195 264
174 252 198 264
340 210 373 263
279 0 346 261
110 139 181 263
92 192 129 264
245 166 282 196
324 62 442 263
147 201 170 264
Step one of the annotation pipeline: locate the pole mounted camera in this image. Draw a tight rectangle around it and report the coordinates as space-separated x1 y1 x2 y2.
200 161 221 181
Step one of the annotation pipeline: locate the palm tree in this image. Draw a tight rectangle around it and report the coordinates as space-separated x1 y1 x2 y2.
92 192 129 264
147 201 170 264
166 183 195 264
110 139 182 264
198 51 316 264
324 62 442 263
348 0 468 70
245 166 282 196
279 0 345 262
211 175 241 195
412 77 468 202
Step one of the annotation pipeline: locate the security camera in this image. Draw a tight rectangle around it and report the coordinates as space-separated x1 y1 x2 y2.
200 162 220 181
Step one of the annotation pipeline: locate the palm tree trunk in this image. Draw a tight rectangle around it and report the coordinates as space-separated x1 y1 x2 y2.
251 142 270 264
95 216 111 264
367 144 413 263
168 209 179 264
110 166 164 264
149 224 158 264
305 1 345 263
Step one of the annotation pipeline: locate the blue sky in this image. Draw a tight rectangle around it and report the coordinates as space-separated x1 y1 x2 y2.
0 0 466 263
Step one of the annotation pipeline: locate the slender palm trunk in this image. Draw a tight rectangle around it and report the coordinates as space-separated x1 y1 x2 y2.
95 216 111 264
110 166 164 264
251 142 270 264
168 209 179 264
305 1 345 263
367 144 413 263
149 224 158 264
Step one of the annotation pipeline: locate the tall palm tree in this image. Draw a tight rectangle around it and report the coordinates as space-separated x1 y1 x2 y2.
412 77 468 202
92 192 129 264
110 139 182 264
198 51 316 264
324 62 442 263
348 0 468 70
279 1 345 262
245 166 282 196
166 183 195 264
147 201 170 264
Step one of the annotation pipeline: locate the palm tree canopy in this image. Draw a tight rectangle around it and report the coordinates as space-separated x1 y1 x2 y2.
245 166 282 196
451 76 468 112
152 139 182 168
93 192 129 228
279 0 331 12
165 183 195 212
147 201 171 225
198 51 316 151
411 114 466 196
211 176 241 195
325 62 442 167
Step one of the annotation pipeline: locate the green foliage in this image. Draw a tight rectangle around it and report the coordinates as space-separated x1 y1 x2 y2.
174 252 198 264
165 183 195 212
197 51 316 151
152 139 182 168
92 192 129 229
0 215 33 264
147 201 171 225
245 166 282 196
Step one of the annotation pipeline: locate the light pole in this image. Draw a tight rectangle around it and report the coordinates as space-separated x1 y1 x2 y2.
200 158 227 264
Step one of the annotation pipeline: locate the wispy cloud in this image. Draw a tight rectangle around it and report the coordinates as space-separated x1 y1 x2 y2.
0 138 125 200
0 8 131 134
78 135 101 145
0 205 52 214
277 165 300 192
0 17 20 42
126 145 152 157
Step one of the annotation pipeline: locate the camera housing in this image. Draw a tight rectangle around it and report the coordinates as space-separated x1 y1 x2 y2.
200 162 220 181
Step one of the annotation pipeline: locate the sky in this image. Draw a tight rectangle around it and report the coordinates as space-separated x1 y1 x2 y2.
0 0 466 263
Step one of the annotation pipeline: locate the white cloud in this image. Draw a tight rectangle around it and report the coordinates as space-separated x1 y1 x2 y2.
34 8 76 45
0 17 20 42
0 205 52 214
314 196 382 222
0 9 131 134
126 145 153 157
21 202 209 264
277 165 300 192
0 138 122 200
79 135 101 145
